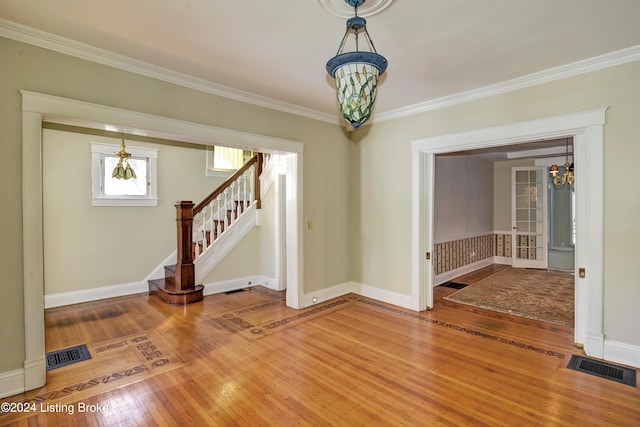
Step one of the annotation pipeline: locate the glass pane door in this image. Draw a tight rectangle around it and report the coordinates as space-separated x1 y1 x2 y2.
511 167 548 269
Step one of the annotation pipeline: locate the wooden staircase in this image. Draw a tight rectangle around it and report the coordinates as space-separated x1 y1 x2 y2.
148 264 204 305
149 153 263 305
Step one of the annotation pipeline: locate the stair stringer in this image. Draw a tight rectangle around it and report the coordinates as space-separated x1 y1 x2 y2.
194 202 260 283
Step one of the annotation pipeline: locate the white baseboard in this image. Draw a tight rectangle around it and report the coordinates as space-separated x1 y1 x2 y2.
299 282 355 307
604 339 640 369
493 256 512 266
44 281 148 309
299 282 416 311
434 257 495 286
202 275 262 296
586 333 605 359
354 283 416 310
23 357 46 391
0 369 24 399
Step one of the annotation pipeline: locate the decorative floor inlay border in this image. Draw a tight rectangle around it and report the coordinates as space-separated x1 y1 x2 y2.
1 334 181 412
258 297 355 333
356 298 565 359
1 365 149 412
211 296 356 340
248 286 286 300
234 300 283 315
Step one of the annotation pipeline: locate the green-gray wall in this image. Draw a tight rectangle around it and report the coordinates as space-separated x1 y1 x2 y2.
0 37 351 373
351 59 640 347
2 34 640 379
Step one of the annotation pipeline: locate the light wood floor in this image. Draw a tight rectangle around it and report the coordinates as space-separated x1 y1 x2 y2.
2 274 639 426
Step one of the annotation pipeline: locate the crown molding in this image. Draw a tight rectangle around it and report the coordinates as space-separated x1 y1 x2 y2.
0 18 339 125
376 44 640 123
2 18 639 127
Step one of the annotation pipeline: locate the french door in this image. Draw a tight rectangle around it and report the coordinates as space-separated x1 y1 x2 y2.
511 167 548 269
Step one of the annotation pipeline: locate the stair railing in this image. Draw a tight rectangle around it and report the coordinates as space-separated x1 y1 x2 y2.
176 153 263 271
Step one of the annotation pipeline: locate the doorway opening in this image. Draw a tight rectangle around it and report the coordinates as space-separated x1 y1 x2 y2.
430 138 576 326
21 90 304 392
411 108 606 358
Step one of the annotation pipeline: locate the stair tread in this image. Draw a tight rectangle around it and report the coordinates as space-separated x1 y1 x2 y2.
149 278 203 294
149 277 175 287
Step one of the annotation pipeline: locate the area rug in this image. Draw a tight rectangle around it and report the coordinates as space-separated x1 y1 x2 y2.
444 267 574 326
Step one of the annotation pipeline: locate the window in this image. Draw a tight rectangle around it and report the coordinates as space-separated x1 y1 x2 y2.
91 142 158 206
206 146 253 177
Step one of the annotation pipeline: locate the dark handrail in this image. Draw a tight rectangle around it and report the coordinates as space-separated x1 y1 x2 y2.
193 154 261 214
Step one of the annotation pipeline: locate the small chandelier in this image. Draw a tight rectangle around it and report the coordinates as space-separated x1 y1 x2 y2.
326 0 388 130
112 134 137 180
549 138 574 188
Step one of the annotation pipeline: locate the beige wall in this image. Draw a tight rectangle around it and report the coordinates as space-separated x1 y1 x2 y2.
42 128 227 294
434 155 493 242
2 33 639 378
0 36 352 373
352 60 640 346
201 227 261 283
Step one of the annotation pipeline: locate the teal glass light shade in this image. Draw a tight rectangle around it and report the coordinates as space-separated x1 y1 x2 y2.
334 62 378 129
326 3 387 130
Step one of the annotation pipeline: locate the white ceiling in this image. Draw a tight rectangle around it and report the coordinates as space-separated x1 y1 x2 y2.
2 0 640 126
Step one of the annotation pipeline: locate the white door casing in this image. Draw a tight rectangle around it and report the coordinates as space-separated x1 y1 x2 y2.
20 90 305 393
411 107 606 358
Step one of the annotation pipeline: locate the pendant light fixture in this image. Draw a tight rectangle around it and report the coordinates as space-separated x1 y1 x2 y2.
326 0 388 130
112 134 137 180
549 138 574 188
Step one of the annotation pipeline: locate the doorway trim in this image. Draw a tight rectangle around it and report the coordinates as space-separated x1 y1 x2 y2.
21 90 304 392
411 107 606 358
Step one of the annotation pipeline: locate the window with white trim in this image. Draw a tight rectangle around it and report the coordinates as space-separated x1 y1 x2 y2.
206 146 253 177
91 142 158 206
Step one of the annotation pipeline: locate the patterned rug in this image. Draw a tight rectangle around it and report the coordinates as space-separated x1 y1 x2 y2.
444 267 574 326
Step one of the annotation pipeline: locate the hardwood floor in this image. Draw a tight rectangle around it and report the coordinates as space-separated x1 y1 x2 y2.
2 279 638 426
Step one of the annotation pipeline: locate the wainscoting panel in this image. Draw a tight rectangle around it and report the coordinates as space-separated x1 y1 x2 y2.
494 233 512 258
434 235 494 275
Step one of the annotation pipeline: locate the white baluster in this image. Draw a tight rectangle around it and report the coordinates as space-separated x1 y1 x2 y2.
227 183 234 224
236 177 242 218
250 167 255 204
194 212 202 259
200 205 208 252
243 172 248 211
224 187 230 230
216 195 222 238
211 197 217 241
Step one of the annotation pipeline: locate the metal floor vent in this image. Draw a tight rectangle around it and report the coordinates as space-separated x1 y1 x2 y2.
439 282 468 290
567 355 636 387
225 288 247 295
46 344 92 371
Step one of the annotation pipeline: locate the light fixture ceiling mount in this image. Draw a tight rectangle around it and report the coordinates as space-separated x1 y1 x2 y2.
317 0 394 18
326 0 388 130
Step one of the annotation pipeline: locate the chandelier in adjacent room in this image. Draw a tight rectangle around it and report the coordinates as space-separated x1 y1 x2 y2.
549 138 574 188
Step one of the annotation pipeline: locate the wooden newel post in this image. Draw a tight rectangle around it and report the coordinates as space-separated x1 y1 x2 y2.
175 201 195 291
